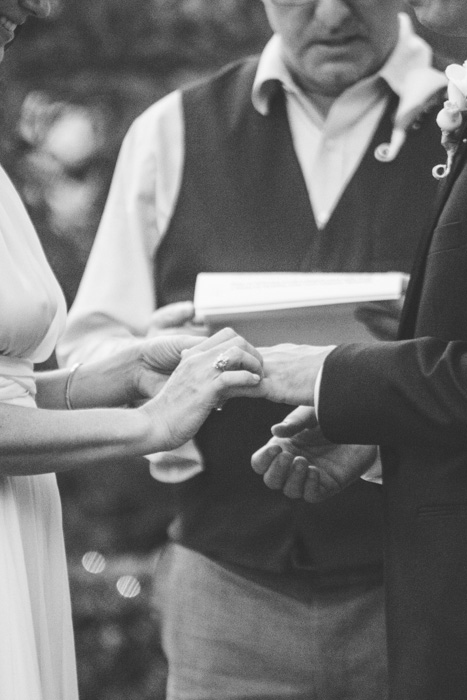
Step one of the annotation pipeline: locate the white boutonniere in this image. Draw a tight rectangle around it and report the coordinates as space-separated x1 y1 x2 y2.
432 62 467 180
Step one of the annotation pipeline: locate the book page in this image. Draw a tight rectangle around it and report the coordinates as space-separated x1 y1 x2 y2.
194 272 406 346
194 272 405 318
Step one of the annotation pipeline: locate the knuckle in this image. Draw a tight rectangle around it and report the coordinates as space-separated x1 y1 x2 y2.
223 327 236 339
228 347 241 363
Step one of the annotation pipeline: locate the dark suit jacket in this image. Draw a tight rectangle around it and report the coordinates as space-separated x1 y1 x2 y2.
319 128 467 700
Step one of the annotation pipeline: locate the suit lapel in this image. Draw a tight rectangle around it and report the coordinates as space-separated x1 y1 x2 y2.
399 120 467 339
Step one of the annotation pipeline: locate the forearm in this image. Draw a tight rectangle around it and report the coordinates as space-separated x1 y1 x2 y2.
10 328 262 476
319 337 467 448
0 403 152 476
35 350 140 410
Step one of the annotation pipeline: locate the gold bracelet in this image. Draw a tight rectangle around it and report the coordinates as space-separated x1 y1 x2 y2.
65 363 82 410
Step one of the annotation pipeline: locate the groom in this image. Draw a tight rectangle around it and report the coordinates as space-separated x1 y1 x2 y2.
252 1 467 699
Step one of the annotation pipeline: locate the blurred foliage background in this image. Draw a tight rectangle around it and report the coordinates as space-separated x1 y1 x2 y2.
0 1 270 698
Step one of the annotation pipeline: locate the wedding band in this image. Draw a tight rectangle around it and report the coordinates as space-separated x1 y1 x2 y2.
213 353 230 372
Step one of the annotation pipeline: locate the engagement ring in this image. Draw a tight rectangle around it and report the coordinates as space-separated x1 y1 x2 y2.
213 353 230 372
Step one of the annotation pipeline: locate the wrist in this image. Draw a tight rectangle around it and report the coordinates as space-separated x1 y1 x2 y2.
113 343 152 405
65 363 83 410
67 348 138 409
292 346 335 406
135 401 171 453
98 405 158 458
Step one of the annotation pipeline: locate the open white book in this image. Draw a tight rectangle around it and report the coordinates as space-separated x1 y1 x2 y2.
194 272 405 346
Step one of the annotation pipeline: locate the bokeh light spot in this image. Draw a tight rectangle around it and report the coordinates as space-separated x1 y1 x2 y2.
116 575 141 599
81 551 106 574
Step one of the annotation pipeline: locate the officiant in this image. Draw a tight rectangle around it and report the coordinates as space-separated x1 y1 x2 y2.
57 1 446 698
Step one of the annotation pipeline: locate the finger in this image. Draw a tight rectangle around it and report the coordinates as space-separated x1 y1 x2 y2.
159 334 204 353
358 320 398 341
282 457 309 499
180 328 238 358
353 305 400 341
216 346 263 376
184 330 263 368
183 321 210 337
216 370 262 392
148 301 195 330
251 444 282 475
355 300 401 318
303 467 321 503
185 327 238 352
214 336 263 367
194 328 261 359
263 451 295 490
303 466 341 503
271 405 317 437
167 334 205 354
143 335 204 373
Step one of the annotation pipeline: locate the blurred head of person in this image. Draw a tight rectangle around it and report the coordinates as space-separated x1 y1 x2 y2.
409 0 467 38
0 0 50 62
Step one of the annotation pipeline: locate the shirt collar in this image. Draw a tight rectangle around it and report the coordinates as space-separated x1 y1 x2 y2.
252 12 441 117
252 34 293 116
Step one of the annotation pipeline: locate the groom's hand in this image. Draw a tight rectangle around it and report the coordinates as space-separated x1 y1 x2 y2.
252 344 335 406
251 406 378 502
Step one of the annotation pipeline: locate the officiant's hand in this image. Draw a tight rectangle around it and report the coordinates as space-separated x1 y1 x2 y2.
353 274 409 341
147 301 209 338
251 406 377 502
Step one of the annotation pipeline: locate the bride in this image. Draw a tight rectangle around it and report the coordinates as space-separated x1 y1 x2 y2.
0 1 262 698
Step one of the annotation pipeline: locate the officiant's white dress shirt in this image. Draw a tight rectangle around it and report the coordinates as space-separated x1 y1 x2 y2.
57 13 444 482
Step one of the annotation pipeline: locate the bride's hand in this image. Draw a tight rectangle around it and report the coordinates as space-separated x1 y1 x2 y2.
55 334 206 411
138 328 263 451
129 334 205 400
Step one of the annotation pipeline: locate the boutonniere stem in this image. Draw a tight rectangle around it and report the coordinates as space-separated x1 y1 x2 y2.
374 67 447 164
433 62 467 180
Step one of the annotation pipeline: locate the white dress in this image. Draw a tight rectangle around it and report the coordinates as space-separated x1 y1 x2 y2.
0 164 79 700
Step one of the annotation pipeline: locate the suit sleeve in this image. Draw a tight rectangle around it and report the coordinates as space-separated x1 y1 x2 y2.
318 337 467 449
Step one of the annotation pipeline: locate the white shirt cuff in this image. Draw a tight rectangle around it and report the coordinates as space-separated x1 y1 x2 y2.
313 364 324 421
146 439 204 483
361 448 383 484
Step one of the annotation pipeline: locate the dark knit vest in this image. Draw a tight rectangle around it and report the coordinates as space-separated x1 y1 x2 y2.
155 57 445 582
